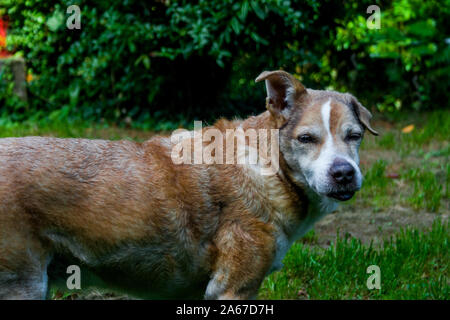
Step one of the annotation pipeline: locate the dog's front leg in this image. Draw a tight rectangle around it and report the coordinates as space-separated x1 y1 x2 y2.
204 220 275 300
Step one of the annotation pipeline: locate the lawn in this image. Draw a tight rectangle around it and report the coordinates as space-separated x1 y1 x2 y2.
1 110 448 300
259 220 448 299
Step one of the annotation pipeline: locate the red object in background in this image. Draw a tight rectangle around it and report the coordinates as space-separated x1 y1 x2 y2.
0 16 11 58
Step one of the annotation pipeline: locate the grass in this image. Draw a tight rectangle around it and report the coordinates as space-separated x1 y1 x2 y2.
407 168 444 212
259 220 449 300
377 132 396 150
0 111 188 139
358 159 391 210
346 110 449 213
350 159 447 213
0 117 163 142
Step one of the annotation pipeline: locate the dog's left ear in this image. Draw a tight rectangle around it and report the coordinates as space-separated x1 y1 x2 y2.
350 96 379 136
255 70 306 126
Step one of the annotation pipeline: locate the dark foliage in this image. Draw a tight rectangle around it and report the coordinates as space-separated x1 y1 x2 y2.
1 0 449 128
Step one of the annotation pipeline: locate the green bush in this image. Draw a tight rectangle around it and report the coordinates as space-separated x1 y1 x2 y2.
335 0 450 112
0 60 28 121
2 0 449 128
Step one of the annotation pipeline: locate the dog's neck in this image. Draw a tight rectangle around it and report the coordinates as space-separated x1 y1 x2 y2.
220 110 337 218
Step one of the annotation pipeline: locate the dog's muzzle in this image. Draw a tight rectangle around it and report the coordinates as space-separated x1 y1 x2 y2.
327 158 359 201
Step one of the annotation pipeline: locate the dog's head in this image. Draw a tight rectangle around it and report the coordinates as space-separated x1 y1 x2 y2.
256 70 378 201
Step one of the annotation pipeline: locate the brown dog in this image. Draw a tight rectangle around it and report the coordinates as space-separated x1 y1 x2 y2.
0 70 377 299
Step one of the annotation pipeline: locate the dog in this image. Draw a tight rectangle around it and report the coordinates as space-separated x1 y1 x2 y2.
0 70 377 299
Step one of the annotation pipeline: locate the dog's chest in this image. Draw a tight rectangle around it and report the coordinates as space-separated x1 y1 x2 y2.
269 195 336 274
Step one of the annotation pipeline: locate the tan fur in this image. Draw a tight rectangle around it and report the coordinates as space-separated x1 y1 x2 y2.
0 70 376 299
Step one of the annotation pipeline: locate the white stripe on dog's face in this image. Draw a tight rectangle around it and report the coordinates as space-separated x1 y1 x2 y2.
322 99 332 136
279 96 364 201
302 100 335 194
317 99 334 179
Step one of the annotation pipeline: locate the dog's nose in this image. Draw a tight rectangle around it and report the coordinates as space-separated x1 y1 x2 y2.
330 159 355 184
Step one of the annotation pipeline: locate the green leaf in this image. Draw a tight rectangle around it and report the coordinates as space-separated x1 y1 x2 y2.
239 1 249 21
46 10 64 32
250 32 269 45
128 42 136 53
406 19 437 38
410 43 437 56
230 17 241 35
250 0 266 19
134 55 150 69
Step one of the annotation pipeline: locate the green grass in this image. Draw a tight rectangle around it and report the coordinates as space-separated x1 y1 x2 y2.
375 110 450 157
0 117 160 142
377 132 396 150
0 116 96 138
345 159 393 211
259 220 449 300
0 109 189 138
351 158 447 213
348 110 449 213
403 110 450 146
407 168 444 212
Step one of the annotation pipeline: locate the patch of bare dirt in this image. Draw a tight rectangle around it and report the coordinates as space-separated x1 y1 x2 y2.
314 205 448 247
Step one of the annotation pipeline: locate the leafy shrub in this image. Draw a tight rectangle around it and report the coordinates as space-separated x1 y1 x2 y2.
2 0 449 128
0 59 28 121
335 0 450 112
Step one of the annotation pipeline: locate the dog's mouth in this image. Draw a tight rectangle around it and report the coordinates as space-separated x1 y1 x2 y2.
327 190 356 201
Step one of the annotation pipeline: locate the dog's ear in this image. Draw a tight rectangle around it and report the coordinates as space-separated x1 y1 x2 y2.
350 96 379 136
255 70 306 125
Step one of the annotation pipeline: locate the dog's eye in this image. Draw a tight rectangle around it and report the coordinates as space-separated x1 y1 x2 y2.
346 132 362 141
298 134 316 143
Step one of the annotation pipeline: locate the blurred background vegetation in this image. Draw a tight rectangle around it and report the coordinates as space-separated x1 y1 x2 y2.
0 0 449 130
